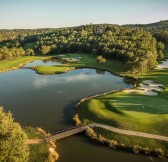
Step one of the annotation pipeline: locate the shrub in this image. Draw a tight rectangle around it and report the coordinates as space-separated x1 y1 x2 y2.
96 55 106 64
109 140 118 148
132 145 142 154
73 114 82 125
154 148 165 158
85 128 97 139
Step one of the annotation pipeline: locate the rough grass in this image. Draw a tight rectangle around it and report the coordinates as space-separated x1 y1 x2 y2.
24 127 49 162
0 56 49 72
33 53 127 75
93 127 168 152
77 50 168 152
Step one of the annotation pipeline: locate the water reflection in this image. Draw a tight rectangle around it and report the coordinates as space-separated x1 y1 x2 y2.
24 60 61 67
96 69 105 75
0 61 162 162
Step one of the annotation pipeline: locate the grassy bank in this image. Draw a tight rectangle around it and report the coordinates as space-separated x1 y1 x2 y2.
0 56 49 72
24 127 59 162
24 127 49 162
33 65 75 75
32 53 128 75
76 51 168 156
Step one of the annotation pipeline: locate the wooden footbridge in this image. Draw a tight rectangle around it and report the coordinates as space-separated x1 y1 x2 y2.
45 124 88 142
28 123 168 145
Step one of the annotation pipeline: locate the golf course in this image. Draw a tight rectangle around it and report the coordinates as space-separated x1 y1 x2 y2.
76 48 168 156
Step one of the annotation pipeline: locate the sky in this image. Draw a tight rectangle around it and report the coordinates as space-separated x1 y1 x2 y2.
0 0 168 29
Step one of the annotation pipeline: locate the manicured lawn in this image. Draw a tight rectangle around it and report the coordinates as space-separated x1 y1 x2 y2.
34 65 75 74
0 56 48 72
33 53 127 75
77 51 168 153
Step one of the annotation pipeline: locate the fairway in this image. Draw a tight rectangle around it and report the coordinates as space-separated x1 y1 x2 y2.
0 56 49 72
77 51 168 154
33 53 128 75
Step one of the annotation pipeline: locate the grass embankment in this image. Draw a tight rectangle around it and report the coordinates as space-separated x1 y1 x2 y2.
76 50 168 156
24 127 49 162
0 56 49 72
24 127 59 162
33 53 128 75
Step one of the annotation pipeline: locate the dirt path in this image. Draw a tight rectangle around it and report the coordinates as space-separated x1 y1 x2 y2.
26 139 43 145
90 123 168 142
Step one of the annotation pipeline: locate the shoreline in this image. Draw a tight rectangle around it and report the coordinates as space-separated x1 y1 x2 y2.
74 58 168 158
1 54 167 159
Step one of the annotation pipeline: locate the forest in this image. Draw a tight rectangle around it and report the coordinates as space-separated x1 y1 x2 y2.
0 20 167 74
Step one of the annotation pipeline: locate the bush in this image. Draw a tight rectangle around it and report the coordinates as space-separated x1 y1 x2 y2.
142 147 150 155
73 114 82 125
132 145 142 154
109 140 118 148
154 148 165 158
85 128 97 139
96 55 106 64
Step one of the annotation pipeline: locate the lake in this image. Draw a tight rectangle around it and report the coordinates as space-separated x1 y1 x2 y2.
0 60 166 162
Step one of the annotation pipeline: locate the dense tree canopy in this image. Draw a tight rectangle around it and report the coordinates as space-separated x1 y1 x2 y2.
0 21 167 73
124 20 168 43
0 107 29 161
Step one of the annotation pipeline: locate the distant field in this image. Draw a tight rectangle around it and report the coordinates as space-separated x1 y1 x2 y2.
0 56 48 72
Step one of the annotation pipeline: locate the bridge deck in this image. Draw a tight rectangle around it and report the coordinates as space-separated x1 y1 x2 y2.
45 125 88 142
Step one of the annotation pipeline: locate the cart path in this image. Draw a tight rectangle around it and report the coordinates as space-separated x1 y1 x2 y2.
90 123 168 142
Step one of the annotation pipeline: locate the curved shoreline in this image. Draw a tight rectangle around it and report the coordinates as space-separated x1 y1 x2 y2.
0 56 52 73
74 59 168 157
1 56 167 158
0 60 33 73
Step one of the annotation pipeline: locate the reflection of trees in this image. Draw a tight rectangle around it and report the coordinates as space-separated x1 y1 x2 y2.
96 69 105 75
123 77 136 85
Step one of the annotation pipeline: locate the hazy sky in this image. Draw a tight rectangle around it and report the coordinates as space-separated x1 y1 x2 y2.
0 0 168 29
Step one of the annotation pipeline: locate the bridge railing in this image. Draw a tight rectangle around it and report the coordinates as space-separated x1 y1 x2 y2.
50 124 84 136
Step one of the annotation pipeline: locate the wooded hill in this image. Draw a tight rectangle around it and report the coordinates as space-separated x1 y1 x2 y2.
0 20 167 74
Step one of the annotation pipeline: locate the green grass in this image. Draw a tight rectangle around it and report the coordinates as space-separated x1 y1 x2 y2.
77 51 168 153
33 65 75 74
33 53 127 75
24 127 49 162
0 56 49 72
94 127 168 151
23 42 35 50
28 143 49 162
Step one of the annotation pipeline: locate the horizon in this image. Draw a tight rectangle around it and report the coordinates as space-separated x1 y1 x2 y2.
0 0 168 29
0 19 167 30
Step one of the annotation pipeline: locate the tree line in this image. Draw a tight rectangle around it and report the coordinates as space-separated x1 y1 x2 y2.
0 22 166 73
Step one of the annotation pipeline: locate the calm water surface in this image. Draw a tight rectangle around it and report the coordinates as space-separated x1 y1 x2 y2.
0 61 166 162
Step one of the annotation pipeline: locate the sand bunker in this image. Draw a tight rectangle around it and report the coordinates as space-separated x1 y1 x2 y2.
156 59 168 69
62 57 82 62
124 80 164 96
58 54 66 57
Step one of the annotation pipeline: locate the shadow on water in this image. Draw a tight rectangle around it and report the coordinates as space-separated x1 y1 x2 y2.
62 100 78 126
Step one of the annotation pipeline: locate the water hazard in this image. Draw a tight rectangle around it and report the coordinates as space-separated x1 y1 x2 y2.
0 60 166 162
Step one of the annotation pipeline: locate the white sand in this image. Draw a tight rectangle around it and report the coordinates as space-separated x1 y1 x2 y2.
58 54 65 57
156 60 168 69
124 80 164 96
